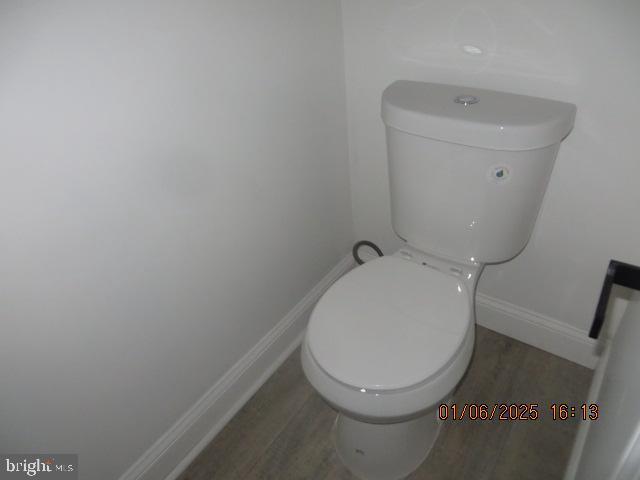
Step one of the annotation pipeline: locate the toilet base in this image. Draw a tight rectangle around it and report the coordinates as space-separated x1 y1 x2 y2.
333 410 441 480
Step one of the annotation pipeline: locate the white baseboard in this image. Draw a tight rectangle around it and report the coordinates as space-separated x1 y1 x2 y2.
476 292 599 369
118 255 354 480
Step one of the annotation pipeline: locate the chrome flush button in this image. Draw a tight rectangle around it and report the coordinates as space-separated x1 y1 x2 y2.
454 95 479 106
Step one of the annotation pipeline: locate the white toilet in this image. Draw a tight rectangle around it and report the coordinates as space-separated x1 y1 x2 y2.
301 80 576 480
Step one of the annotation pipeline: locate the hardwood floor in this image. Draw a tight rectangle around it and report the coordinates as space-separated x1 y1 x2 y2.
178 327 592 480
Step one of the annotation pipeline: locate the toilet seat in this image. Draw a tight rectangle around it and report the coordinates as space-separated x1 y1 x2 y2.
301 324 474 422
307 256 470 392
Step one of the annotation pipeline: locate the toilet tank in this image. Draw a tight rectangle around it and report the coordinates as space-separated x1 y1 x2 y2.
381 81 576 264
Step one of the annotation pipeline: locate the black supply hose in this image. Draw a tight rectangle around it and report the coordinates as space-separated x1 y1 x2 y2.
352 240 384 265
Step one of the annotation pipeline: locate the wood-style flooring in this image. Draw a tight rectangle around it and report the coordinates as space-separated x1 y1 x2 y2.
178 326 592 480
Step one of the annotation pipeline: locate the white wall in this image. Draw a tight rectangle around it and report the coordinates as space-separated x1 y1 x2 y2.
0 1 351 479
341 0 640 336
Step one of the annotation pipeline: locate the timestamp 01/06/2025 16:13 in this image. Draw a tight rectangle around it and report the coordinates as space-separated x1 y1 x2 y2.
438 403 600 421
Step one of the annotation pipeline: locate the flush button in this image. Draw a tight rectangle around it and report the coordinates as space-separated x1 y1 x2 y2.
454 95 479 106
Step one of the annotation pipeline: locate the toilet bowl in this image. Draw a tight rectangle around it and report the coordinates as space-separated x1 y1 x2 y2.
302 248 481 479
302 80 576 479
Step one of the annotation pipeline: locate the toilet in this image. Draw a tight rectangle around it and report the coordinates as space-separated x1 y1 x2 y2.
301 80 576 480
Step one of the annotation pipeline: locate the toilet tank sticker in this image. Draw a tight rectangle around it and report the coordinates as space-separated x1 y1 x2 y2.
487 165 511 183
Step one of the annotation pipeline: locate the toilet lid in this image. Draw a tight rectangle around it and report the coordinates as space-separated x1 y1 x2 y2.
307 256 470 391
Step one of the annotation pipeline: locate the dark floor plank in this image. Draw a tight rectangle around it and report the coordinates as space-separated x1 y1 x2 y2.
243 394 338 480
488 345 593 480
177 349 315 480
180 326 593 480
408 327 530 480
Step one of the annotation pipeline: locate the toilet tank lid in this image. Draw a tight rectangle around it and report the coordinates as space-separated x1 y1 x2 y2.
381 80 576 151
